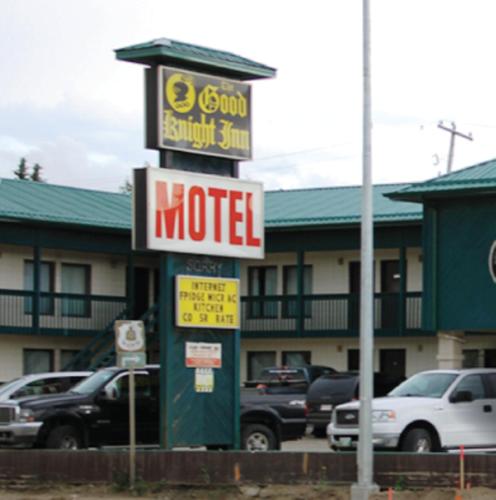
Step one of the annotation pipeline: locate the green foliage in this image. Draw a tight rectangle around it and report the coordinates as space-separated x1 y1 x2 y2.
394 475 406 491
31 163 45 182
13 157 29 180
13 158 45 182
119 178 132 194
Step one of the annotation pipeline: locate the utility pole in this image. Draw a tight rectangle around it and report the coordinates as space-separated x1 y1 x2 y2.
351 1 378 499
437 121 473 173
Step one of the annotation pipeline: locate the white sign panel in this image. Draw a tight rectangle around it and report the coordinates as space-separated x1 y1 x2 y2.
185 342 222 368
134 167 264 259
114 321 146 353
195 368 214 393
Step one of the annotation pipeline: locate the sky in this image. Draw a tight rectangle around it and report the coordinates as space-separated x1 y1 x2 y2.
1 0 496 192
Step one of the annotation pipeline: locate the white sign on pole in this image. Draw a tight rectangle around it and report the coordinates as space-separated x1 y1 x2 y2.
186 342 222 368
195 368 214 393
133 167 264 259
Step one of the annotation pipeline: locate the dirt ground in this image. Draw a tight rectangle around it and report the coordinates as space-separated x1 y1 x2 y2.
0 483 494 500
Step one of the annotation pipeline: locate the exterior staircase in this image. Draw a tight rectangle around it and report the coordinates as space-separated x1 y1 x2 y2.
62 303 158 371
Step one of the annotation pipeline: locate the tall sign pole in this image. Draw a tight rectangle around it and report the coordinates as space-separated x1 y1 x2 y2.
352 1 379 499
116 39 275 451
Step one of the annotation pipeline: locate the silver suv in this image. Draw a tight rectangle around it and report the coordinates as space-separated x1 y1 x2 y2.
329 368 496 452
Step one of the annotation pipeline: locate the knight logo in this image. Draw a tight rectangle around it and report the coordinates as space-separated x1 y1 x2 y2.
166 73 196 113
116 322 145 352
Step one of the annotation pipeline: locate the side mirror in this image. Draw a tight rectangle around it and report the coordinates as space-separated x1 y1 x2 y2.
450 390 473 403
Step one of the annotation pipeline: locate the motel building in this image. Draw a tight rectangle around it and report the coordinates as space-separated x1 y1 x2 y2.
1 158 496 382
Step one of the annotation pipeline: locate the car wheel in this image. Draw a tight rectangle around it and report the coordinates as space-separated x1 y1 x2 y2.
241 424 277 451
46 425 82 450
401 428 433 453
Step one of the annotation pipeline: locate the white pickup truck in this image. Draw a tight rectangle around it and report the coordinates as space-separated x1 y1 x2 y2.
328 368 496 452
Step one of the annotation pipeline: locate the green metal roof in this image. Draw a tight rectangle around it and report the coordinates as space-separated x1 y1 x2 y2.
265 184 422 229
387 158 496 202
0 178 422 232
115 38 276 80
0 179 131 231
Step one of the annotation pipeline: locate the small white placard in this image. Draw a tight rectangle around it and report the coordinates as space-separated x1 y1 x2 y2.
195 368 214 393
186 342 222 368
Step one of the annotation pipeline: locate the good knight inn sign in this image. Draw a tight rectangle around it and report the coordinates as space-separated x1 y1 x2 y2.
146 66 252 160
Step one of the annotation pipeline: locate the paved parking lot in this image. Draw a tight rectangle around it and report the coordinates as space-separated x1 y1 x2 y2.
282 434 331 452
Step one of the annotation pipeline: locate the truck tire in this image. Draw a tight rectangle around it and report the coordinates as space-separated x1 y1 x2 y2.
45 425 82 450
401 428 433 453
241 424 277 451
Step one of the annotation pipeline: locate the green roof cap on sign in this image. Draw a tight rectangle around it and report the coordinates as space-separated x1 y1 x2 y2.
386 158 496 202
0 178 422 232
115 38 277 80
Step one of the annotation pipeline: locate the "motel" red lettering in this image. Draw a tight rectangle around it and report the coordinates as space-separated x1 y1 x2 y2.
155 181 261 248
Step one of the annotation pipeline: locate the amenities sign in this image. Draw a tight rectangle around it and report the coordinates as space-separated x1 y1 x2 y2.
185 342 222 368
133 167 264 259
176 275 240 329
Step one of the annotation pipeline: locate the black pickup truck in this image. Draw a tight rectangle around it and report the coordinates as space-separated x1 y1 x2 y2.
0 365 307 451
238 365 336 450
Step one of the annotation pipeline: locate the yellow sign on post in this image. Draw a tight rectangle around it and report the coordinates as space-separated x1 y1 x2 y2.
176 275 240 329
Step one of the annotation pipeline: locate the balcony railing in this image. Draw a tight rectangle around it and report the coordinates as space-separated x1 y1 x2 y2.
0 289 127 336
241 292 422 337
0 289 422 338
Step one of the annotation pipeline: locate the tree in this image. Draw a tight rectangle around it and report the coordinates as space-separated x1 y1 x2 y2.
13 158 29 180
31 163 45 182
119 178 132 194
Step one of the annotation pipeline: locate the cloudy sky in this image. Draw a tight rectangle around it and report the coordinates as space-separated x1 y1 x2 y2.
1 0 496 192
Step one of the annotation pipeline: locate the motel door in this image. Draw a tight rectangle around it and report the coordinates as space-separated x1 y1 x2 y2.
380 349 406 379
133 267 150 319
349 262 360 331
381 260 401 330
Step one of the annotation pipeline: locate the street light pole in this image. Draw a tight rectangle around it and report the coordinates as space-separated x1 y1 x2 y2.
351 0 379 498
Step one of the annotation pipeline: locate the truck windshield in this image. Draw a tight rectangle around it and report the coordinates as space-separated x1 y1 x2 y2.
389 372 458 398
70 370 117 395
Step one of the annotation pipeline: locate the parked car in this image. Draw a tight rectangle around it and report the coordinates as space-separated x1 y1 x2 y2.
306 371 404 437
0 365 305 451
0 371 92 401
239 387 307 451
329 368 496 452
244 365 337 394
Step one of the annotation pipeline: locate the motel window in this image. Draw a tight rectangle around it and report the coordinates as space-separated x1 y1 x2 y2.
484 349 496 368
61 264 91 317
282 351 311 367
282 265 312 318
247 351 276 380
463 349 480 368
247 267 277 318
23 349 54 375
60 349 80 370
23 261 55 315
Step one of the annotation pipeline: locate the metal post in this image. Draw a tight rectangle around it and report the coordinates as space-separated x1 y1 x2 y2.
129 365 136 489
351 0 379 498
